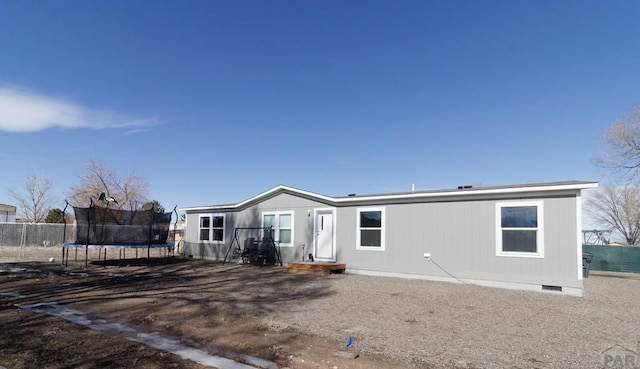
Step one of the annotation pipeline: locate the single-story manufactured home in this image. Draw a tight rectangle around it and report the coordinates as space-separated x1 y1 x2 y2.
181 181 598 296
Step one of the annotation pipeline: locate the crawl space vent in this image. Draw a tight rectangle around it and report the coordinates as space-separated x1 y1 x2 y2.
542 285 562 292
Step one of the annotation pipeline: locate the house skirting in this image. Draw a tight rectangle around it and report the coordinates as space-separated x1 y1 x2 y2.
346 268 583 297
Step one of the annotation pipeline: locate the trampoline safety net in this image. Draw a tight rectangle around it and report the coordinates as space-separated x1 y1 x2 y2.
71 206 172 246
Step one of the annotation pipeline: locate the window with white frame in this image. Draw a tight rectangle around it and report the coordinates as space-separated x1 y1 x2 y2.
262 211 294 247
357 207 385 250
496 201 544 257
199 214 225 242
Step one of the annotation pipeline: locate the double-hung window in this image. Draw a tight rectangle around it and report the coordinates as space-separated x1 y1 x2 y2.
199 214 225 242
496 201 544 258
262 211 294 247
357 207 385 250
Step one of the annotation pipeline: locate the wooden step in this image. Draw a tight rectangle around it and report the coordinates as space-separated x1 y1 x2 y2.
284 262 346 275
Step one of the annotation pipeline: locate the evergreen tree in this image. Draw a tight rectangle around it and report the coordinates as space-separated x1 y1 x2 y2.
44 208 65 223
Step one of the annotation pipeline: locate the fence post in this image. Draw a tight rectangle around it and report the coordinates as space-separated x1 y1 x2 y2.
19 223 27 259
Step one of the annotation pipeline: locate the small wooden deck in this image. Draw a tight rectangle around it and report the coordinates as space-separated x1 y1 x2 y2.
284 262 346 275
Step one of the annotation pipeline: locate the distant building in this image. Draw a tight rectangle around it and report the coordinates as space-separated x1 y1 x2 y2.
0 204 17 223
169 221 185 253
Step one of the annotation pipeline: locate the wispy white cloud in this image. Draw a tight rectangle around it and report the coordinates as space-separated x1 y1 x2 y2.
0 84 158 132
124 127 154 135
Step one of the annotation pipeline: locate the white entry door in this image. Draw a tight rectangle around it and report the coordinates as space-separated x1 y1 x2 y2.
314 209 336 261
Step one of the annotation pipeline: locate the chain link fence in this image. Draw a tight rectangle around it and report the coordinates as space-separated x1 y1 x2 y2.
0 223 73 262
0 223 75 247
0 223 176 263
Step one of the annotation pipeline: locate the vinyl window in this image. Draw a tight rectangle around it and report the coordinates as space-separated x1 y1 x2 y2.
199 214 225 242
262 211 294 247
496 201 544 258
357 207 385 251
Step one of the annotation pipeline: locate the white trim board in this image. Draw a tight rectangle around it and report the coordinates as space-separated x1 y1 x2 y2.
181 181 598 212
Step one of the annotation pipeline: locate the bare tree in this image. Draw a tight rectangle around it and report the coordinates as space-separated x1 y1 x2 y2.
595 104 640 181
9 172 56 223
67 159 150 210
585 184 640 245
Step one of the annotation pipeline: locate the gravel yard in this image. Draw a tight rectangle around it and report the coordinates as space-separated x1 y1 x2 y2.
271 272 640 368
1 245 638 368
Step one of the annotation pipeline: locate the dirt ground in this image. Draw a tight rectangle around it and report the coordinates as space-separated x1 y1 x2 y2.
0 246 415 369
4 246 637 369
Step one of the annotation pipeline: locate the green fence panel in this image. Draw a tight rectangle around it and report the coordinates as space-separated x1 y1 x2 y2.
583 244 640 273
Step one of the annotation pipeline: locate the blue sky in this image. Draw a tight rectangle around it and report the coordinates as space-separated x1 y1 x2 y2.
0 0 639 216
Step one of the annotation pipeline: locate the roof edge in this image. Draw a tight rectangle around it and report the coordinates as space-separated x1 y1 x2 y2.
180 185 331 212
181 181 598 212
333 181 599 203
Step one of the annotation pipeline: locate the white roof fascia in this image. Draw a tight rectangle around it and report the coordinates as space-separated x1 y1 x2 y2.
180 185 334 212
181 182 598 212
332 182 599 203
235 185 335 207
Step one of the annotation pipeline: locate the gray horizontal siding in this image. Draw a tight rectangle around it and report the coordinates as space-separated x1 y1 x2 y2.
184 193 327 262
337 196 581 289
184 190 582 291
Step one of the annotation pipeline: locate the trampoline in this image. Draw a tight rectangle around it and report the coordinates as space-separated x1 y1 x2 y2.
62 199 177 267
